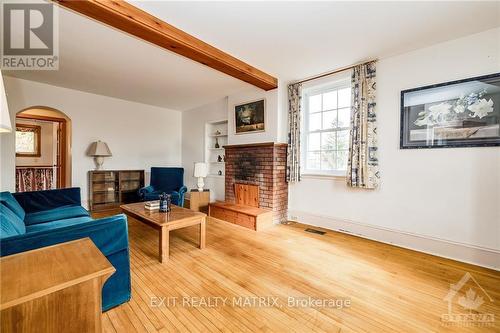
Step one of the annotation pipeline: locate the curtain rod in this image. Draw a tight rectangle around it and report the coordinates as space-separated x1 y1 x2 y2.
292 59 377 85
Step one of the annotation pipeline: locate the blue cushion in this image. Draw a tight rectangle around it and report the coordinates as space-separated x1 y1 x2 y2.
143 191 181 205
143 191 162 201
150 167 184 192
26 216 94 233
0 191 26 221
0 203 26 238
13 188 81 214
24 205 90 226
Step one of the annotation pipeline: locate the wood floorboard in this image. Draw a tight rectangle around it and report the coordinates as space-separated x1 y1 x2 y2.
102 310 117 333
94 210 500 333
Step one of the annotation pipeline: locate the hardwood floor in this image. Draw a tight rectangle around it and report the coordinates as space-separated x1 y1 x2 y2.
95 211 500 332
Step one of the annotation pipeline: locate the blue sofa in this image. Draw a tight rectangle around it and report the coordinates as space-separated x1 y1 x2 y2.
0 188 131 311
138 167 187 206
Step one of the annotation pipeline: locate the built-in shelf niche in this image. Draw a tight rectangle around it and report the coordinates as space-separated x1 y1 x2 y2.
205 119 228 178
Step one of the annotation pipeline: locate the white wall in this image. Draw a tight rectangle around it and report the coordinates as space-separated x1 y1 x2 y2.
289 28 500 268
1 77 182 206
181 86 286 201
182 98 227 201
227 87 283 145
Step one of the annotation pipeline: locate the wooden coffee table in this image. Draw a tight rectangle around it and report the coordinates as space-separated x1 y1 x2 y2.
121 202 206 263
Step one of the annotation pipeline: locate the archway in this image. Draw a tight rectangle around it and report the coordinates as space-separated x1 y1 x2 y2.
15 107 72 191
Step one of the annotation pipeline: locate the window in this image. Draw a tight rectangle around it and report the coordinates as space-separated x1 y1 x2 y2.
302 80 351 176
16 124 41 157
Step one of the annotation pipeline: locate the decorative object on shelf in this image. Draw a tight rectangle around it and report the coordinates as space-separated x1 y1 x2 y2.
0 70 12 133
218 170 223 176
159 192 171 212
401 72 500 149
235 99 265 134
206 119 228 178
194 162 208 192
88 140 112 170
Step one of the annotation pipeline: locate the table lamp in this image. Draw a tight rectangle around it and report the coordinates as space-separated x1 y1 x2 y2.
194 162 208 192
88 140 112 170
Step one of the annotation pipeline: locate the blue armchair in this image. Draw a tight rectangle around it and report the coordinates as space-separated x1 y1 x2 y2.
0 188 131 311
138 167 187 206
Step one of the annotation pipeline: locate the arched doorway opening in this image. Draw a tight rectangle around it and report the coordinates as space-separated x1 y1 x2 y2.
15 107 72 192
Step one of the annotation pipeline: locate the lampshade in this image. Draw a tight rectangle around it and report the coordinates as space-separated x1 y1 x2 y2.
88 140 112 157
0 70 12 133
194 162 207 178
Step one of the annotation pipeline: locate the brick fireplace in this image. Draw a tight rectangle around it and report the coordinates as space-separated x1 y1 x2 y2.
224 142 288 224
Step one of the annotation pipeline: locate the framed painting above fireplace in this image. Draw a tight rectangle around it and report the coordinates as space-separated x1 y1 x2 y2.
234 99 265 134
400 73 500 149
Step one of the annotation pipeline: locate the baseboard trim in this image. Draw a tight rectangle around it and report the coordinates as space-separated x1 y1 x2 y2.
288 210 500 271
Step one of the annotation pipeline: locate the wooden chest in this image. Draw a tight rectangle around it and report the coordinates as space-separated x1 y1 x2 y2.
209 201 273 231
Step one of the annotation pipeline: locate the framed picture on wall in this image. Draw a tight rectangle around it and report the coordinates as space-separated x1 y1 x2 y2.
400 73 500 149
234 99 265 134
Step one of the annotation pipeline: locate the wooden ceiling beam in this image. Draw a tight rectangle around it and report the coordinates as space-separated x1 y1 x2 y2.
54 0 278 90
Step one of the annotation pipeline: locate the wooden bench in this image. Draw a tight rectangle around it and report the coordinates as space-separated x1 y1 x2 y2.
209 201 273 231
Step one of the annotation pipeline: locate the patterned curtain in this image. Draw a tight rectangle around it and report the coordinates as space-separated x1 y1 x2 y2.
347 61 380 189
16 167 54 192
287 82 302 183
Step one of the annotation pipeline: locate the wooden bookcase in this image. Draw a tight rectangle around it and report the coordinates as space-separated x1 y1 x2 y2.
88 170 144 212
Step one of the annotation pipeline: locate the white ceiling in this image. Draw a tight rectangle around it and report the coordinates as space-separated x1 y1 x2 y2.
4 5 252 111
6 1 500 111
134 1 500 82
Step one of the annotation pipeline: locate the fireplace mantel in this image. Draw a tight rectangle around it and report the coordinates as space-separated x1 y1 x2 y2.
224 142 288 149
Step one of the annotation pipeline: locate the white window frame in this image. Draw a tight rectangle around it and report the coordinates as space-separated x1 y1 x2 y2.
301 78 351 177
